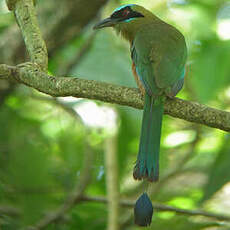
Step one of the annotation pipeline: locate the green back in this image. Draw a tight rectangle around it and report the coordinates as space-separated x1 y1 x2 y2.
131 21 187 97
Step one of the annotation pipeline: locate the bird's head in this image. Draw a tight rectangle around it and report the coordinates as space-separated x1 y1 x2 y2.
94 4 156 41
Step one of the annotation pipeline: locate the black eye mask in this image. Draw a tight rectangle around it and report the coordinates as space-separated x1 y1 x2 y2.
110 6 144 22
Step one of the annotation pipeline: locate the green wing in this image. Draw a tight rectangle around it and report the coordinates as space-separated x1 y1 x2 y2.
131 22 187 95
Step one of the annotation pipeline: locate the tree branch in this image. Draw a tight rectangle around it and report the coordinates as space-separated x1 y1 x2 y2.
0 205 20 217
81 196 230 222
1 63 230 132
7 0 48 70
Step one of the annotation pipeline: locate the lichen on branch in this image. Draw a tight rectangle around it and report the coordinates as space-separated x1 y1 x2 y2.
7 0 48 70
0 63 230 132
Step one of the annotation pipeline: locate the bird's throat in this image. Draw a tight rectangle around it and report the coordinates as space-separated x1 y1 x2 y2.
114 21 144 43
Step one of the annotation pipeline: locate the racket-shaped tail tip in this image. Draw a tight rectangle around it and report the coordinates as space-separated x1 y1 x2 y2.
134 192 154 226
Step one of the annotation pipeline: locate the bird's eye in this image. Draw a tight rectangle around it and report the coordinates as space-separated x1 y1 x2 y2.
111 11 121 18
111 7 131 19
122 9 130 17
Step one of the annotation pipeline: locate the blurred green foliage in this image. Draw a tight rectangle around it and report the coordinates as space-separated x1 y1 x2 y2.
1 0 230 229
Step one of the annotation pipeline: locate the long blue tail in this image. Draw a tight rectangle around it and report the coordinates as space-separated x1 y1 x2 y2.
133 94 164 182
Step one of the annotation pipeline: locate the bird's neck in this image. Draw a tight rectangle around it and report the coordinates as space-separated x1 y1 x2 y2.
114 22 143 43
114 17 161 43
117 26 137 43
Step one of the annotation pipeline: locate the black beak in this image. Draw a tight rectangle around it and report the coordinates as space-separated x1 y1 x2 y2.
93 17 119 30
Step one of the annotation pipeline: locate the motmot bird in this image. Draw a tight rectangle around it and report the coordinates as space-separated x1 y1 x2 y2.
94 5 187 182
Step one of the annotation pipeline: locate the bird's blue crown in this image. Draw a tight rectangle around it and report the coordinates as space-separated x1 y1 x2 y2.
113 4 136 13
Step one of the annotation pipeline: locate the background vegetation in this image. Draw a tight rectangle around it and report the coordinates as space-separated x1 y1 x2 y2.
0 0 230 229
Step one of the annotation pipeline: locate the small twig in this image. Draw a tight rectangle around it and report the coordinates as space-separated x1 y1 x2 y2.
81 196 230 222
0 205 20 217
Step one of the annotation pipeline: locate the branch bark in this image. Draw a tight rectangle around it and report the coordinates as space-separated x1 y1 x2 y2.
1 63 230 132
6 0 48 69
13 0 48 69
